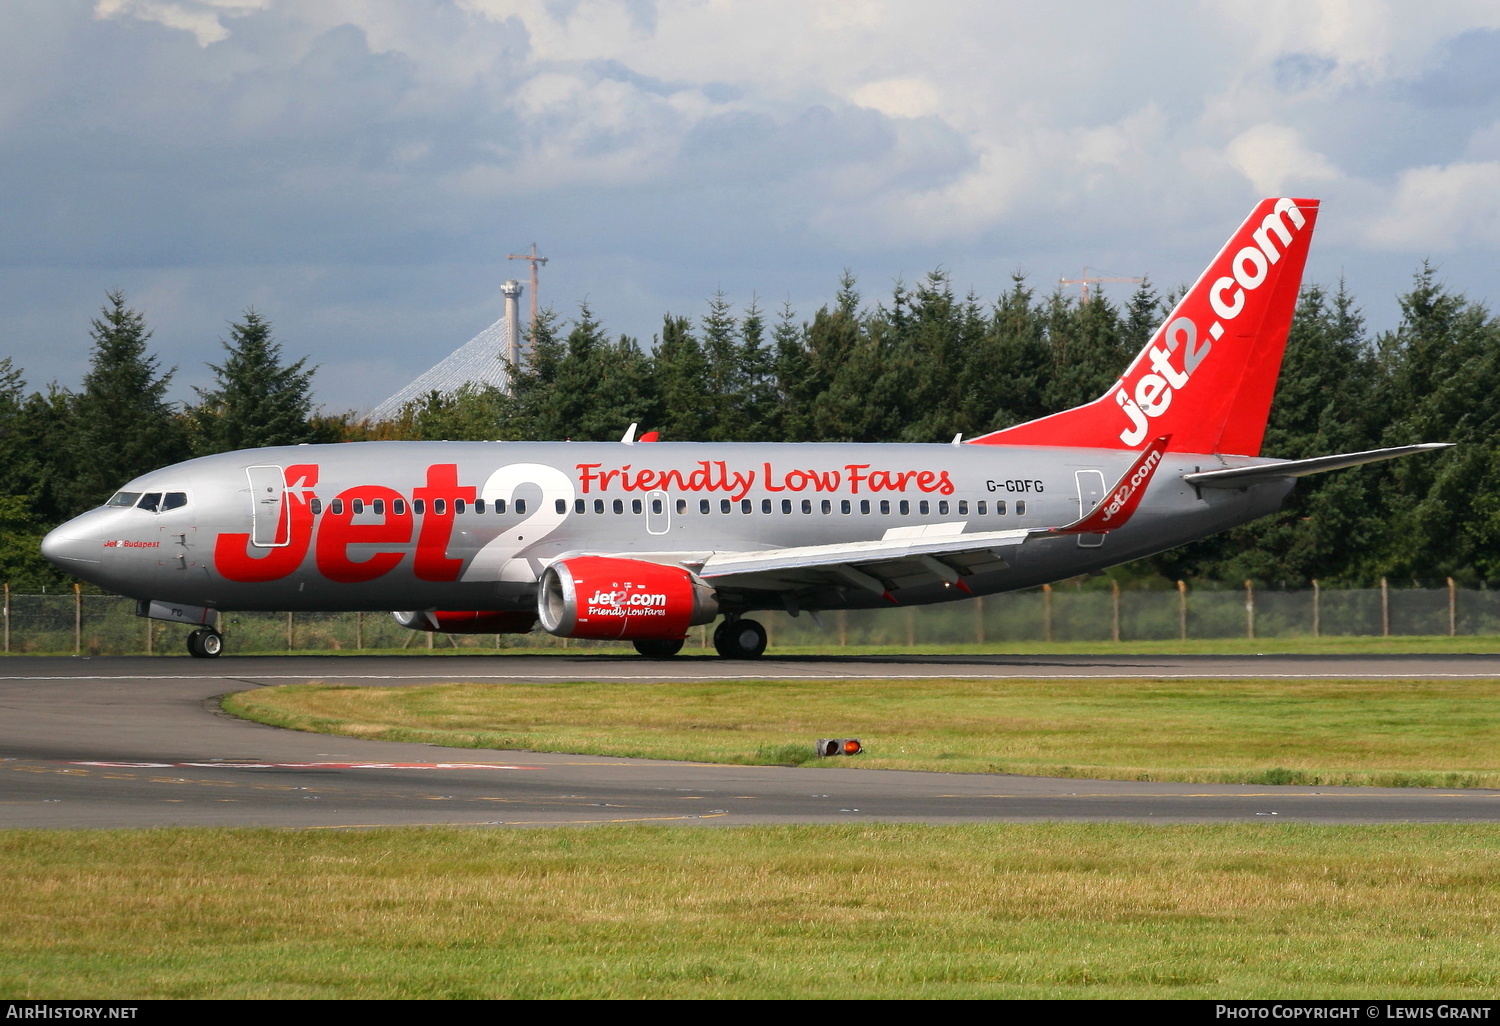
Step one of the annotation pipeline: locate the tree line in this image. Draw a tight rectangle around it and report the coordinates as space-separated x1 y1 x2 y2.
4 267 1497 589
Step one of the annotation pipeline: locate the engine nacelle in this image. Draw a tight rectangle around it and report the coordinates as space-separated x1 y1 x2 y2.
392 610 538 634
537 555 719 640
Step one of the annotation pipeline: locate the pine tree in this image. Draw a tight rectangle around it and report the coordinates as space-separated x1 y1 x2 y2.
60 292 187 515
190 310 316 455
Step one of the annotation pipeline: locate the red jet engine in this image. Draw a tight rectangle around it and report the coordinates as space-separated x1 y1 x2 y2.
537 555 719 640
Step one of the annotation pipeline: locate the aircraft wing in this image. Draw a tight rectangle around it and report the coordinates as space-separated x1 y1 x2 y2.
695 435 1172 600
1182 443 1450 488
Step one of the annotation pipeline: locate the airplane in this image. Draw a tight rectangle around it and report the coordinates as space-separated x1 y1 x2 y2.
40 197 1446 659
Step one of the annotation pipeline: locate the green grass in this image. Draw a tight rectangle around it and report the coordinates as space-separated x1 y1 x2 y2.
2 823 1498 999
223 677 1500 787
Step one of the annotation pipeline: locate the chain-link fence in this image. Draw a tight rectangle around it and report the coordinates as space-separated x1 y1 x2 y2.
6 579 1496 656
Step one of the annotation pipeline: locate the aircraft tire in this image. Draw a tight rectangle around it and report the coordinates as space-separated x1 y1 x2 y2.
713 618 767 660
632 637 685 659
186 628 223 659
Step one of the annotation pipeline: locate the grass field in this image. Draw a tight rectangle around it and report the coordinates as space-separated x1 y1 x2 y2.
3 823 1498 999
224 676 1500 787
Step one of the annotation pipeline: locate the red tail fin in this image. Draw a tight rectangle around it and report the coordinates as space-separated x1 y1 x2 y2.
970 198 1320 456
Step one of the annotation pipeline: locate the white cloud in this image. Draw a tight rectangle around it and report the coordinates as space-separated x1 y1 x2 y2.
1366 161 1500 249
93 0 267 47
850 77 942 120
1226 123 1342 196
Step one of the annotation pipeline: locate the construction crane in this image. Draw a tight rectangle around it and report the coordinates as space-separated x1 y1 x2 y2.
1059 266 1143 305
506 243 549 331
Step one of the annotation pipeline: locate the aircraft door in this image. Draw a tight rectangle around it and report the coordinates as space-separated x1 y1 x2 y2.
246 465 291 547
1074 469 1106 548
646 489 670 535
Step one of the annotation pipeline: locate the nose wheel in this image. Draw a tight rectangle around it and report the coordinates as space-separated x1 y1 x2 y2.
186 628 224 659
632 637 685 658
713 618 767 659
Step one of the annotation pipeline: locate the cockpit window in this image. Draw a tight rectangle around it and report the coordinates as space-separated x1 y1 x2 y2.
162 492 187 511
105 492 141 508
137 493 162 513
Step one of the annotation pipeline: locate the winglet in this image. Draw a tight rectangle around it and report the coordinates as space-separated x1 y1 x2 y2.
1046 434 1171 535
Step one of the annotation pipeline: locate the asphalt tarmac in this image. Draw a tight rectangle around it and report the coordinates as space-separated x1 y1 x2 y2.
3 652 1499 829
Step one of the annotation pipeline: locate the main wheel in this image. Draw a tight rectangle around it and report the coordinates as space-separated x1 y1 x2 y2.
713 618 767 659
186 628 224 659
633 637 685 658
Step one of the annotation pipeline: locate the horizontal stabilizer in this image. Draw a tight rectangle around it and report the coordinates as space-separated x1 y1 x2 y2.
1182 443 1450 488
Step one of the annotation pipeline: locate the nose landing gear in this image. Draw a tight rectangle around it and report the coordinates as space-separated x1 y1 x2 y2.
186 628 224 659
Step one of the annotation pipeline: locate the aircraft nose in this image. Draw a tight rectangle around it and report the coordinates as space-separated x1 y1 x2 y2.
40 517 101 569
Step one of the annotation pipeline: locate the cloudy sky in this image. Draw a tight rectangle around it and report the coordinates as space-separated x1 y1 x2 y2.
6 0 1500 415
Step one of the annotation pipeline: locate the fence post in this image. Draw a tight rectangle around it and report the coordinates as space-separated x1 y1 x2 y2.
1177 580 1187 641
1043 584 1053 643
837 609 847 647
1380 577 1390 637
904 607 915 648
145 614 152 656
1245 580 1255 640
974 595 985 645
356 610 363 651
286 611 294 651
3 582 8 654
73 584 82 656
1111 579 1121 643
1448 577 1457 637
1312 579 1320 638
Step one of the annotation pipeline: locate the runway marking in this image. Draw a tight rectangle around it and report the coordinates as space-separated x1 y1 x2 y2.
72 760 539 770
10 671 1500 682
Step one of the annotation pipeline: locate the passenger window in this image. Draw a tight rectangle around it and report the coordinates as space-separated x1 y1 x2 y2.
740 499 751 514
106 492 141 508
331 499 344 515
801 499 812 514
413 499 425 514
515 499 526 514
919 500 930 515
781 499 792 515
394 499 407 516
720 499 731 514
455 499 466 514
860 500 871 514
632 499 643 515
475 499 486 514
841 499 851 514
595 499 605 514
310 498 323 515
574 499 585 514
978 501 987 515
137 493 162 512
879 500 890 515
352 499 365 514
996 500 1007 515
494 499 507 514
700 499 710 514
1016 500 1027 515
373 499 385 515
958 500 968 515
162 492 188 511
652 498 663 515
555 499 567 514
761 498 772 514
613 499 624 514
938 500 949 516
676 499 687 514
899 500 910 515
434 499 447 515
821 499 831 514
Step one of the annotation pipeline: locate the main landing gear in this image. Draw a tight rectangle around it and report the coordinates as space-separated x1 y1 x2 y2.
713 618 767 660
186 627 224 659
